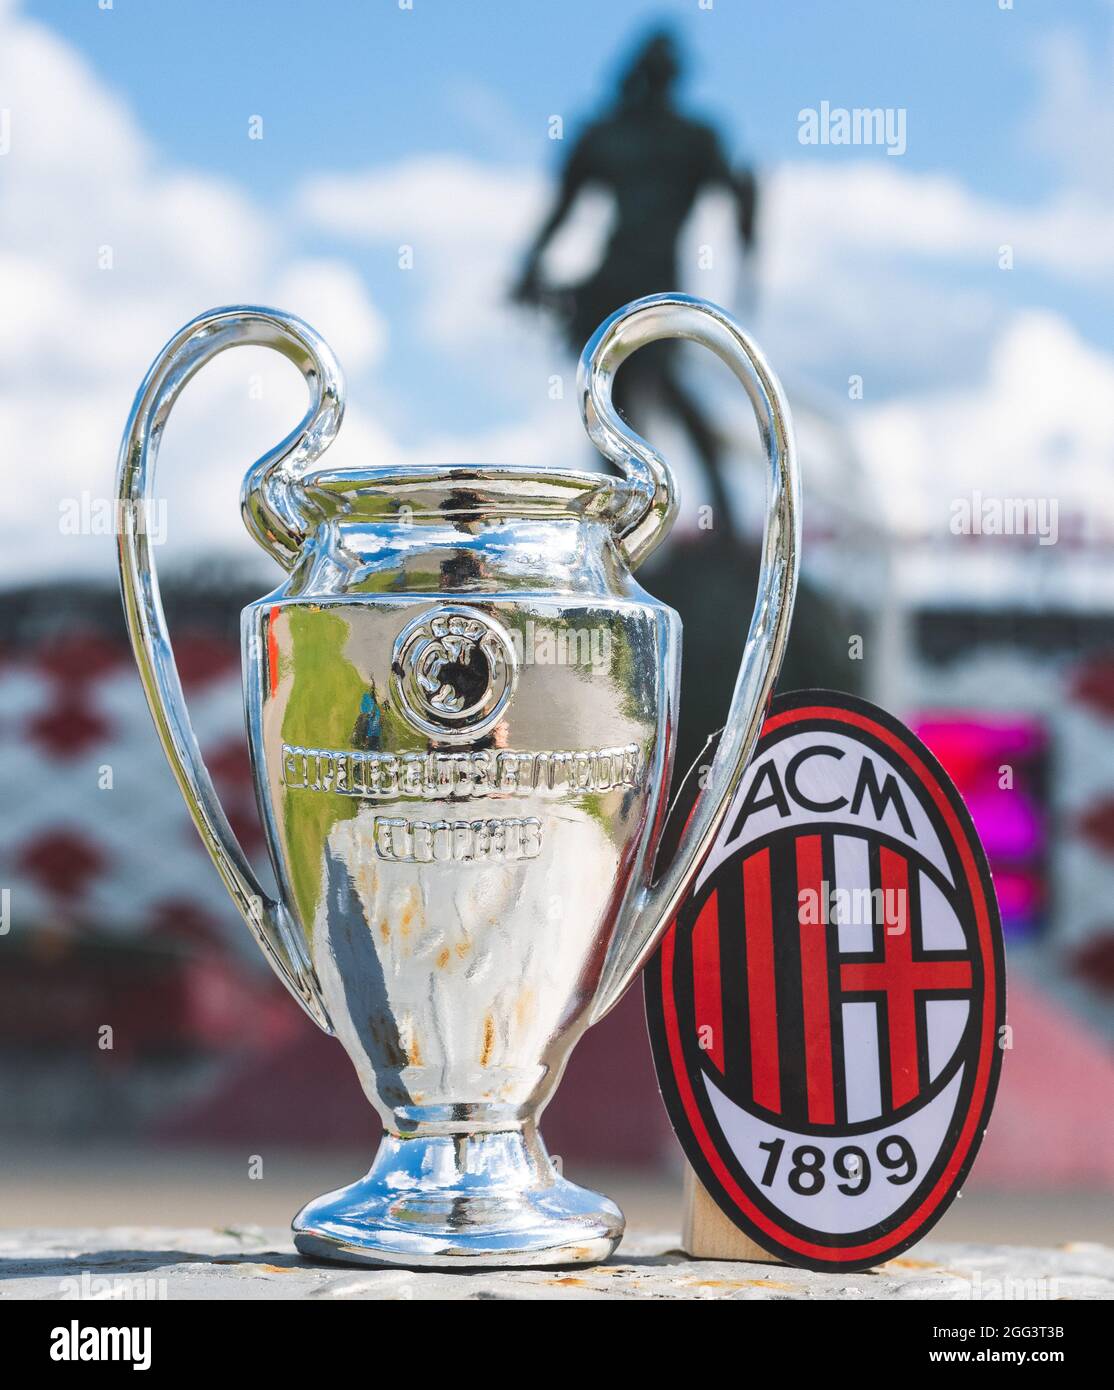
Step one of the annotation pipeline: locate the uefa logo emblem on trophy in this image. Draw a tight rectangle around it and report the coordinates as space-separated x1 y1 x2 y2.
391 606 518 742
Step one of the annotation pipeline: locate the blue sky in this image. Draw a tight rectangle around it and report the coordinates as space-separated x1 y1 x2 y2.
34 0 1113 375
5 0 1114 574
33 0 1095 201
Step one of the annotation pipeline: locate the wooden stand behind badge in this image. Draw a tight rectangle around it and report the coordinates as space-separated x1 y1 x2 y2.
682 1164 782 1264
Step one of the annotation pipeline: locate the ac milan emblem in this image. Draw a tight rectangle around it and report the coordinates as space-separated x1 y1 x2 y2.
645 690 1006 1271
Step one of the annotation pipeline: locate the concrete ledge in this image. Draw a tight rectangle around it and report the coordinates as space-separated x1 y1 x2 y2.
1 1227 1111 1300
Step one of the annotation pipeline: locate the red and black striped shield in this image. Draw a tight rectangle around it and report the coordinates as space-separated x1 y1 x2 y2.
645 690 1006 1271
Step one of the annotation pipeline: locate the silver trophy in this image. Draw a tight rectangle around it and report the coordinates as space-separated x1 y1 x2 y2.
116 293 799 1268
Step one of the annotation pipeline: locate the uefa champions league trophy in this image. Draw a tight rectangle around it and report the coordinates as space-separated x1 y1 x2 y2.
116 293 799 1268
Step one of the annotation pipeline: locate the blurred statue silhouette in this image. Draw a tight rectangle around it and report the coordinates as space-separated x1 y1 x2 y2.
515 28 855 778
513 29 758 541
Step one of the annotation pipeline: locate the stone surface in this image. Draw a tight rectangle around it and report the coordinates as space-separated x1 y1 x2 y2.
1 1227 1111 1300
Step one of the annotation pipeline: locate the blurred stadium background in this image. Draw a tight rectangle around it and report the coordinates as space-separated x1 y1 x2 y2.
1 0 1112 1242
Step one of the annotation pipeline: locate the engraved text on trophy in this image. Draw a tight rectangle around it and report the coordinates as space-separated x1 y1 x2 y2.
281 742 644 799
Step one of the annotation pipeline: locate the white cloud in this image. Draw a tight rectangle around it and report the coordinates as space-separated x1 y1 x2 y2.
300 156 540 244
295 136 1114 546
271 259 387 372
855 311 1114 536
299 154 608 359
298 145 1114 413
3 0 1113 590
0 2 387 580
766 163 1114 279
749 159 1114 403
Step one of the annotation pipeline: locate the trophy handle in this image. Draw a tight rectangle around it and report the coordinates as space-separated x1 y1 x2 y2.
116 307 344 1032
579 293 801 1023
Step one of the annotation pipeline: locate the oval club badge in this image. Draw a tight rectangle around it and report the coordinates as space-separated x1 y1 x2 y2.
645 690 1006 1271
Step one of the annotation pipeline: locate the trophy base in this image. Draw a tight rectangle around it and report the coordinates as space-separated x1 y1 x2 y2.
291 1126 624 1270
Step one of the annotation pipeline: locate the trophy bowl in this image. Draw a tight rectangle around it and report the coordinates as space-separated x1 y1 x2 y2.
116 293 799 1268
